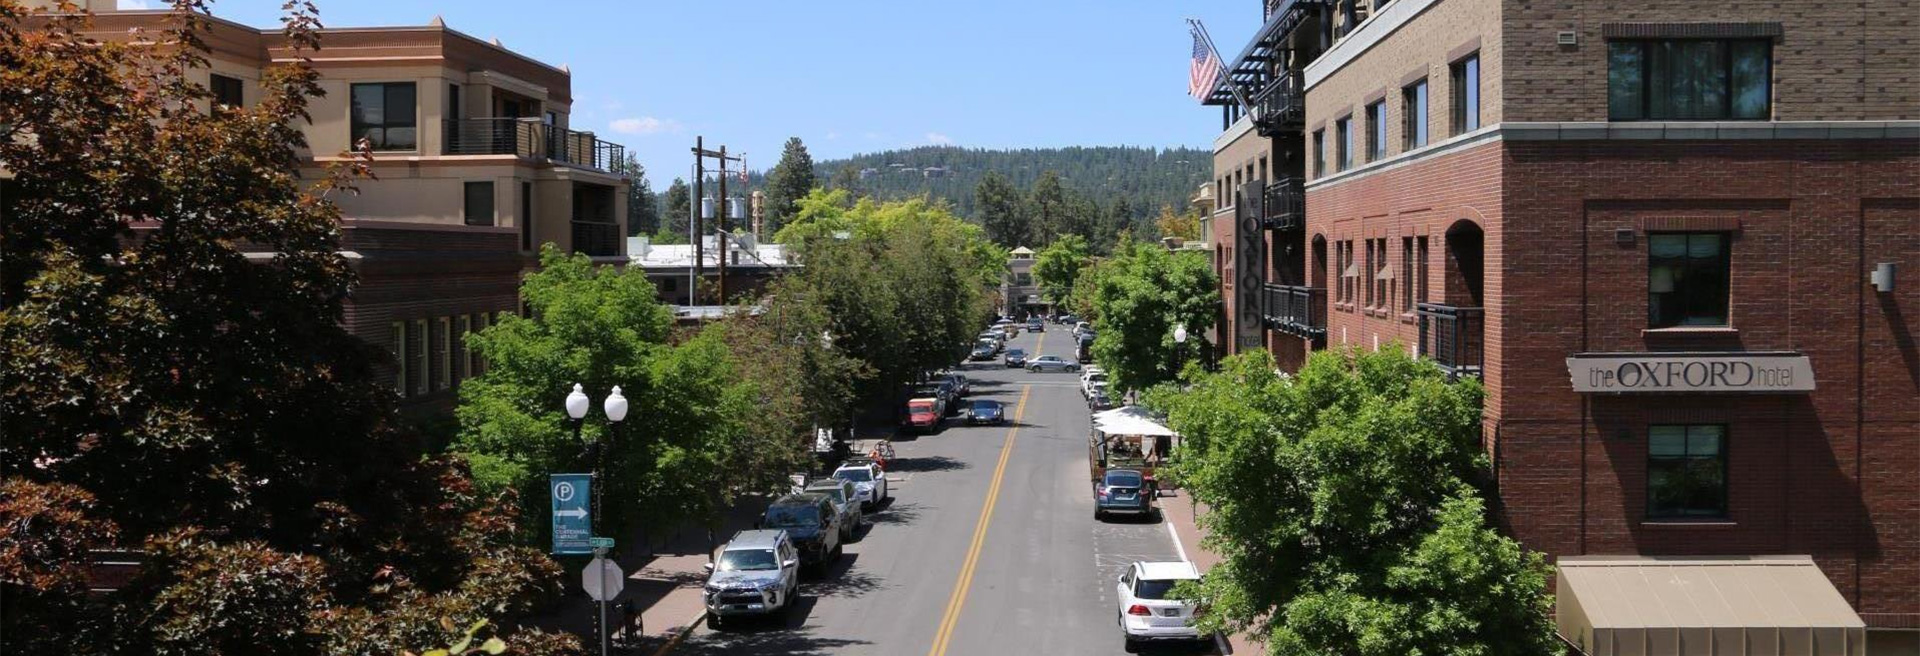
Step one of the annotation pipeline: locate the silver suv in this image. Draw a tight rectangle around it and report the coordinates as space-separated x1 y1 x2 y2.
702 529 802 629
805 478 865 541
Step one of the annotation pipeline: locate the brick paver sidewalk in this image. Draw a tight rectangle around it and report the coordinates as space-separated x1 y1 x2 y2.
1160 490 1265 656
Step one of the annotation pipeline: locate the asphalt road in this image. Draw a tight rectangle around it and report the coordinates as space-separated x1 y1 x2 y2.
669 328 1222 656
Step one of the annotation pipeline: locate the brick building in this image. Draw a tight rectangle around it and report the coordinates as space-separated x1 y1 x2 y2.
32 1 632 410
1201 0 1918 650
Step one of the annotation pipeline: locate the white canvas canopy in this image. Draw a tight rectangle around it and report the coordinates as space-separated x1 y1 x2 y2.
1092 406 1178 438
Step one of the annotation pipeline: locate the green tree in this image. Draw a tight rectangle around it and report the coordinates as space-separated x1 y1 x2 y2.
1154 203 1201 241
763 137 817 233
0 5 568 653
1088 239 1219 392
1147 348 1557 655
659 176 691 239
616 153 659 236
1033 234 1090 309
975 171 1028 247
1028 170 1070 244
827 163 861 198
454 247 774 543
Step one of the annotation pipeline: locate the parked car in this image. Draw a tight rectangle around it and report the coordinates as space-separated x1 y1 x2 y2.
1088 386 1114 410
1075 334 1096 363
1057 313 1079 325
1081 371 1109 398
1094 468 1155 520
1026 318 1044 332
943 372 970 398
1073 321 1093 337
914 381 953 409
1115 561 1209 651
804 479 864 540
1003 348 1027 368
762 494 843 571
970 342 997 361
1028 355 1080 373
967 399 1006 425
903 397 942 432
832 462 889 510
703 529 802 629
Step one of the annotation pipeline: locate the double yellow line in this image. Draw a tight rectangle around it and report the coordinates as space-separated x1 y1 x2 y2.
927 331 1043 656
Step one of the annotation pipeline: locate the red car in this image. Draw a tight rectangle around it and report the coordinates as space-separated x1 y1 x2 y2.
903 398 941 433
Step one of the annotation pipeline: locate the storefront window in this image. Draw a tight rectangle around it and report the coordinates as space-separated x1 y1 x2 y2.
1647 424 1727 519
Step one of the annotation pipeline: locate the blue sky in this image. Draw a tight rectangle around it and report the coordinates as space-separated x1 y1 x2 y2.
145 0 1257 185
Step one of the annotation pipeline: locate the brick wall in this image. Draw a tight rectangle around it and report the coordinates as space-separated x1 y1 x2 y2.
1499 136 1920 625
1502 0 1920 121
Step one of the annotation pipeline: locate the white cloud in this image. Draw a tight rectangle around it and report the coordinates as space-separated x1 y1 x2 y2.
609 117 682 136
926 132 954 145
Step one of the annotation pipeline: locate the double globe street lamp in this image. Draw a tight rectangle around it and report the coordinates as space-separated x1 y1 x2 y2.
565 383 628 529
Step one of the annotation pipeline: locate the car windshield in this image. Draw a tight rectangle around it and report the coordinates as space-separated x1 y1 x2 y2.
808 486 846 503
834 468 872 483
971 401 998 413
718 548 779 571
766 505 820 528
1105 472 1143 488
1133 578 1187 600
1006 349 1024 357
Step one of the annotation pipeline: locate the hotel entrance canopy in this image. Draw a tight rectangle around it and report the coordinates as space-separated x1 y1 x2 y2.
1557 555 1866 656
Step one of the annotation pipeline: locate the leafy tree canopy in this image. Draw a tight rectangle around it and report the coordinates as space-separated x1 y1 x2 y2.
1146 348 1557 655
1033 234 1090 308
1088 239 1218 392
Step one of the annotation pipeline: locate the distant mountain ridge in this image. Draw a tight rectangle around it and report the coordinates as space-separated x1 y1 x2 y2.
806 145 1211 221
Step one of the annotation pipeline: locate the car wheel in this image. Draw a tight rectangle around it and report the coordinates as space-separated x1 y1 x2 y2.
1121 635 1139 653
833 542 844 559
1094 508 1104 521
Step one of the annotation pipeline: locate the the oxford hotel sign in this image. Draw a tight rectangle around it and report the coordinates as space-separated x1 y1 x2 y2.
1566 352 1815 393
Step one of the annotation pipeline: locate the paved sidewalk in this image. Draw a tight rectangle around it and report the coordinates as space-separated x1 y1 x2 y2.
1160 491 1265 656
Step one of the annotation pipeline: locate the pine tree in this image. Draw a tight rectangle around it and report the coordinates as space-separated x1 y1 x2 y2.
975 171 1028 247
1028 170 1069 245
763 137 817 233
618 153 659 236
660 177 691 238
828 163 861 196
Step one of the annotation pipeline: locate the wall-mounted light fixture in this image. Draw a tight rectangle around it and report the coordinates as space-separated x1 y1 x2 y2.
1871 262 1896 293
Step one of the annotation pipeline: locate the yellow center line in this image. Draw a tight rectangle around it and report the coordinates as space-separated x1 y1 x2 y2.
927 330 1043 656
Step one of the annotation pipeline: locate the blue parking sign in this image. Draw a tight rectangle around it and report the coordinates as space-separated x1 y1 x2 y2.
550 473 592 555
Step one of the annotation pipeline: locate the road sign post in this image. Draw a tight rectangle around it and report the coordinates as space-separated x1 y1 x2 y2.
582 555 623 656
550 474 593 555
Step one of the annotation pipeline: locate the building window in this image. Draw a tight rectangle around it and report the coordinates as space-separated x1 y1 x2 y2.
1312 129 1326 177
464 181 495 226
1373 238 1389 309
1402 79 1429 150
349 82 418 150
1648 232 1730 328
1015 272 1033 286
1647 425 1728 519
454 315 471 384
210 73 244 111
1338 240 1357 305
1335 116 1353 172
1414 236 1428 308
390 321 407 395
1450 54 1480 135
410 319 428 396
1363 239 1376 307
520 181 534 251
432 317 450 392
1366 101 1387 162
1608 39 1771 121
470 313 490 376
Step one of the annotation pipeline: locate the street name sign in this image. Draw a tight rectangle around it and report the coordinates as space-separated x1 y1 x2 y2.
550 473 592 555
589 537 615 550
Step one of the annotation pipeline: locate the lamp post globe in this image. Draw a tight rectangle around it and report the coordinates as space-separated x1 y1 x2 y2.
1173 324 1189 344
604 386 629 423
565 383 591 420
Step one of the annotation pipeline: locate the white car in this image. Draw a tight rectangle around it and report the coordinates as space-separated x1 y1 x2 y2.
831 462 889 510
1115 561 1209 651
1081 371 1109 398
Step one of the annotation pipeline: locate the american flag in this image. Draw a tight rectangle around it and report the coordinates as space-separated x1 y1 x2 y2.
1189 29 1221 102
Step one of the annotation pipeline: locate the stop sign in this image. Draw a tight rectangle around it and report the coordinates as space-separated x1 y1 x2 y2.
581 557 624 601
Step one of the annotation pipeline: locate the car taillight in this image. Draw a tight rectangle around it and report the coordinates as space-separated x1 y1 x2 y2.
1096 484 1107 499
1127 604 1151 616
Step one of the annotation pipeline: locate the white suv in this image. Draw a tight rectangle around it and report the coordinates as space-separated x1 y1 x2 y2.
1080 369 1108 398
1115 561 1209 651
831 462 889 510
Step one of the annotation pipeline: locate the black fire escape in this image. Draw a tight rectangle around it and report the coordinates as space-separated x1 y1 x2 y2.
1203 0 1327 351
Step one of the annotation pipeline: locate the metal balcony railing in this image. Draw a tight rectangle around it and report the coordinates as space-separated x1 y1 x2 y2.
1251 70 1306 135
1262 177 1304 231
570 220 620 257
443 118 625 172
1417 303 1484 379
1262 283 1326 339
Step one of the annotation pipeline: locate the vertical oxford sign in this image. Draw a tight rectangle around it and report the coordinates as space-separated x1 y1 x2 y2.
550 473 593 555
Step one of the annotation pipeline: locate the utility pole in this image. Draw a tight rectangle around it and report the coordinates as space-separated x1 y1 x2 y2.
689 138 742 307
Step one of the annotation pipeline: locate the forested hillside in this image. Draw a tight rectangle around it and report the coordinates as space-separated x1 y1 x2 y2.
810 146 1209 221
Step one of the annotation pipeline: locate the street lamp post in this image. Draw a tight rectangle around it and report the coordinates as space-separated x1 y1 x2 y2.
1171 323 1189 384
565 383 627 656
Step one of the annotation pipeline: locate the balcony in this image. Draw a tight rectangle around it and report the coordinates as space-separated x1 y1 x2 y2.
1261 176 1304 231
570 220 620 257
1418 303 1484 379
444 118 625 172
1250 71 1306 135
1262 283 1326 340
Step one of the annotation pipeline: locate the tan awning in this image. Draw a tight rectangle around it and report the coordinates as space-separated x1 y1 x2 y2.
1557 555 1866 656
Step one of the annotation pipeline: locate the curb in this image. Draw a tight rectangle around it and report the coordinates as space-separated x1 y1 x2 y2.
646 609 705 656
